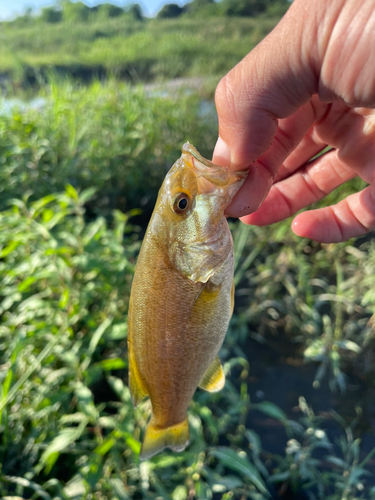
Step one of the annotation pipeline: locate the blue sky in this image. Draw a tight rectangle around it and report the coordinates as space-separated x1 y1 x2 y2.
0 0 176 20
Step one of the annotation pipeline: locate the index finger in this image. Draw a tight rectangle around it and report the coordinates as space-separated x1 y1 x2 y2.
223 99 329 216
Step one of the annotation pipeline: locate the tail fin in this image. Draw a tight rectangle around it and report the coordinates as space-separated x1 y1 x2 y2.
140 417 189 460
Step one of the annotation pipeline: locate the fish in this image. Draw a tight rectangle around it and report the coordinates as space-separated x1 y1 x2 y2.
127 142 247 460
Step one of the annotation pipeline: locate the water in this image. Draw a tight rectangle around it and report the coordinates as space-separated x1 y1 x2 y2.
245 335 375 485
0 96 46 116
0 78 214 118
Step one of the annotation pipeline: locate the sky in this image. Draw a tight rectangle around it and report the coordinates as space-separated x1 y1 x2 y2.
0 0 174 20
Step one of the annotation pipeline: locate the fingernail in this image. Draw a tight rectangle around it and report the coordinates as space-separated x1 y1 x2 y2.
291 218 301 235
213 136 231 168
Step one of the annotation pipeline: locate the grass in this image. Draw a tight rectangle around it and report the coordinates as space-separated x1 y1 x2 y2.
0 16 279 84
0 81 375 499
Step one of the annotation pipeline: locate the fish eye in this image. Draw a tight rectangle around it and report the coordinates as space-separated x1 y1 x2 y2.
173 193 190 214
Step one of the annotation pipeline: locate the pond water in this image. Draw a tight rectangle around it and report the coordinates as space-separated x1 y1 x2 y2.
245 334 375 492
0 79 215 119
0 96 46 115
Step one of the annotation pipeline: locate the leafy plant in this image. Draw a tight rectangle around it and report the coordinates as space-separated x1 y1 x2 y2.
231 219 375 391
0 187 139 497
0 79 375 499
269 398 375 500
0 81 216 216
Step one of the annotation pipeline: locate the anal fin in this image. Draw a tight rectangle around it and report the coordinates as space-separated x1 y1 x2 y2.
140 417 189 460
199 356 225 393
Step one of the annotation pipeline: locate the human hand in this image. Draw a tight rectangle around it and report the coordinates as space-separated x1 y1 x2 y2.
213 0 375 243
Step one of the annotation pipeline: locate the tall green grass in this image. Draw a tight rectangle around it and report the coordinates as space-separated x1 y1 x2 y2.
0 17 279 82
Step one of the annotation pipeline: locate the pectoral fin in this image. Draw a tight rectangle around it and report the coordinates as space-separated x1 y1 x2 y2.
199 356 225 392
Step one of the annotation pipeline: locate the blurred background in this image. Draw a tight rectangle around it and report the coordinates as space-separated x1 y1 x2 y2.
0 1 375 499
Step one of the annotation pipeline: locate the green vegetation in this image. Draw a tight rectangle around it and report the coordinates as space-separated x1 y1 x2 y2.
0 7 282 84
0 81 216 216
233 218 375 390
1 2 375 497
0 81 375 499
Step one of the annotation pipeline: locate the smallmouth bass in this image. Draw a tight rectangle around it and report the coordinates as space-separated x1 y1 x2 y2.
128 142 247 459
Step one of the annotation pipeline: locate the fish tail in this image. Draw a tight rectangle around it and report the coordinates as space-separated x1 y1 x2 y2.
140 416 189 460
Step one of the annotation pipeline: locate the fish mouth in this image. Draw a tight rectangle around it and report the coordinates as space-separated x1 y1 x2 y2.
182 142 247 188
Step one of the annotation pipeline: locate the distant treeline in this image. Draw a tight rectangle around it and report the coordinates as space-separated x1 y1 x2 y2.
7 0 290 26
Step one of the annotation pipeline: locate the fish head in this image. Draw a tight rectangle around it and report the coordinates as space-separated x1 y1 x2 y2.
150 142 247 283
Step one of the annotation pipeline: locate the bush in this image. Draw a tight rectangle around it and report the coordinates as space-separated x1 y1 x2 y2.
0 187 270 499
0 187 139 494
0 81 217 217
0 82 375 498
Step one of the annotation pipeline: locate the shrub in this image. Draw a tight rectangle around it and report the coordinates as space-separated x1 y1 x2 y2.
0 188 270 499
0 187 140 496
0 81 217 217
0 189 374 498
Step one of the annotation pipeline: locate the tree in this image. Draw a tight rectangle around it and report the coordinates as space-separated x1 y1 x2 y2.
61 0 91 22
40 6 62 23
184 0 219 17
186 0 214 11
97 3 124 18
12 7 36 26
126 4 144 21
220 0 285 17
157 3 185 18
266 0 290 17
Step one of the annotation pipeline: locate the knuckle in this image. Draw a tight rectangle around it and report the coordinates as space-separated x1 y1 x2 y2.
215 74 236 118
